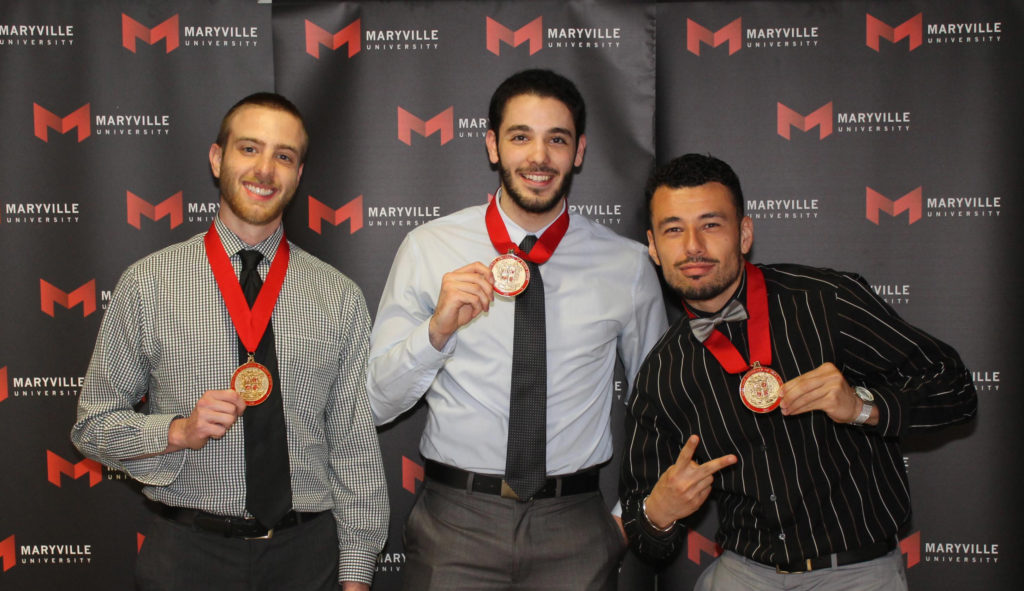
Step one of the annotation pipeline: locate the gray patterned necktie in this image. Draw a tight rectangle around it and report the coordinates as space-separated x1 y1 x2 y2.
504 235 547 500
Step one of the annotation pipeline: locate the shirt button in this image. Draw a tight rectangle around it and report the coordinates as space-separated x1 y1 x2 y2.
778 533 786 541
769 494 777 502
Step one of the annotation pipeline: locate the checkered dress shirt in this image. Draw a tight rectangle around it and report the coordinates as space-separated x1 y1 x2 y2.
72 217 388 585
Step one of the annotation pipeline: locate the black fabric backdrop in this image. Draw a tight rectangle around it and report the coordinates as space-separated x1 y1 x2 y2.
1 1 1020 589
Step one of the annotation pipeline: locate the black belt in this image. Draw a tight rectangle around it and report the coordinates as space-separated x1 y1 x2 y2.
156 504 327 540
424 460 600 501
760 538 896 574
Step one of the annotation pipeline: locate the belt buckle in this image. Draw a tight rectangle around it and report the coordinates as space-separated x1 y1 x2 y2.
244 528 274 541
776 559 812 575
500 480 522 501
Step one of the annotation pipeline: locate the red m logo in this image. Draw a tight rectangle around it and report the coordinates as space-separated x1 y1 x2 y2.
866 13 923 52
0 367 8 404
777 102 833 140
33 103 90 143
687 18 743 56
402 456 424 494
126 191 183 230
40 279 96 317
866 187 922 225
486 16 543 56
308 195 363 234
122 14 180 53
46 450 103 488
900 531 921 568
686 530 722 565
305 19 361 58
0 535 14 572
397 106 454 146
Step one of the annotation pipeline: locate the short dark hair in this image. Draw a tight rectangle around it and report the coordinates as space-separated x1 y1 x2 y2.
215 92 309 162
644 154 745 223
488 69 586 138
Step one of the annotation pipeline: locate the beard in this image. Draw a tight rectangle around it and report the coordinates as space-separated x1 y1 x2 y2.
667 255 745 306
219 179 294 227
499 163 575 215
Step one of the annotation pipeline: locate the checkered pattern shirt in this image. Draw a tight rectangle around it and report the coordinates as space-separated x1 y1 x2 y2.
72 217 388 585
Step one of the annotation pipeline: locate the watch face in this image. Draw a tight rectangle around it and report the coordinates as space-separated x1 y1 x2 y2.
855 386 875 402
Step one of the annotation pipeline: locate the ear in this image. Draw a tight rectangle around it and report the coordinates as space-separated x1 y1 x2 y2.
740 216 754 255
646 229 662 266
485 129 499 165
297 163 304 183
574 133 587 168
209 143 223 179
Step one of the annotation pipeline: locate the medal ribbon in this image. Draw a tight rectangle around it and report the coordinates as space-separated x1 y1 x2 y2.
204 222 290 354
485 196 569 264
685 262 771 374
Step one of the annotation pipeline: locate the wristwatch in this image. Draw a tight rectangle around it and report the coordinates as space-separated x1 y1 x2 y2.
850 386 874 426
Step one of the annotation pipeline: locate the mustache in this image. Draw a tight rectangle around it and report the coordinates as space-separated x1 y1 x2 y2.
677 256 720 265
518 166 559 175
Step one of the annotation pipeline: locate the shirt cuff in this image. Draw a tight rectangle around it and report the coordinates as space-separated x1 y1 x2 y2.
338 547 379 586
121 414 187 486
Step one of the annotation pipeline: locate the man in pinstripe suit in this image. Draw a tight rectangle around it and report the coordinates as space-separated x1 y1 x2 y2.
620 153 976 590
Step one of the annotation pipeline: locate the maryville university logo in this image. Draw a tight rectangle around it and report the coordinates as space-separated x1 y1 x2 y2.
46 451 103 488
867 13 1002 49
308 195 363 234
122 14 179 53
398 106 454 146
687 531 925 569
777 102 833 140
486 16 543 55
866 187 922 225
1 533 95 568
126 191 183 230
687 18 742 55
40 278 96 317
866 13 922 52
305 19 360 58
33 103 90 142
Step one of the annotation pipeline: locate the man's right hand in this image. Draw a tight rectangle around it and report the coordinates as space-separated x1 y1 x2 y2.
428 262 495 351
644 435 737 529
166 389 246 452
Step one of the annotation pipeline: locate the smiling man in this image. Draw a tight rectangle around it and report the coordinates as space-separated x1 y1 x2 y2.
367 69 667 590
72 93 387 590
620 153 977 591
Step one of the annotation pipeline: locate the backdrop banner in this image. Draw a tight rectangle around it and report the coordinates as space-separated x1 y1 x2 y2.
0 1 1020 590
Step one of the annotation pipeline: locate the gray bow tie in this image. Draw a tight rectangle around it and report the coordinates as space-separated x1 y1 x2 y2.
689 299 748 342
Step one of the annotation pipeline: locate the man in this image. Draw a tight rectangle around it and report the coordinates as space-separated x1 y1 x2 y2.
367 69 667 590
621 153 977 590
71 93 388 590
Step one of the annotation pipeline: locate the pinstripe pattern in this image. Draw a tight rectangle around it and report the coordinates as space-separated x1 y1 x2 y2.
72 217 388 585
620 263 976 565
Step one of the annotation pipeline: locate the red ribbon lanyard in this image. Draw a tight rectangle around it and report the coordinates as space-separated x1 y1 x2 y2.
204 223 290 354
685 262 771 374
484 196 569 264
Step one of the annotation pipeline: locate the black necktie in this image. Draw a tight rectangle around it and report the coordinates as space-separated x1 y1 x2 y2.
237 249 292 528
504 235 547 500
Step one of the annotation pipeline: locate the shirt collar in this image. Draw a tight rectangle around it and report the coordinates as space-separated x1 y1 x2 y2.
213 215 285 263
494 187 567 245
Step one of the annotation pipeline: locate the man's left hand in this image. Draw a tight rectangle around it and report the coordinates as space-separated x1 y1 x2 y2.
779 362 869 424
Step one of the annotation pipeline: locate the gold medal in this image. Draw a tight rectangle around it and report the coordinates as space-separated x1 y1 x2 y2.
231 354 272 406
738 362 782 413
489 252 531 296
